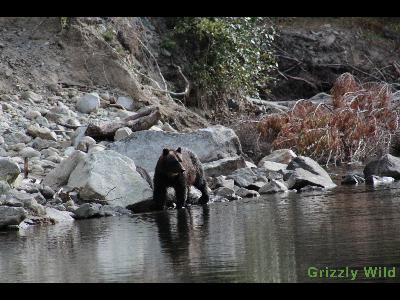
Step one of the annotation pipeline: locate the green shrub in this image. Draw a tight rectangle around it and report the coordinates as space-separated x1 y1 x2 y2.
171 17 277 100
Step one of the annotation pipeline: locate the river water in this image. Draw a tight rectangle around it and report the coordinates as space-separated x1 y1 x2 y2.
2 181 400 282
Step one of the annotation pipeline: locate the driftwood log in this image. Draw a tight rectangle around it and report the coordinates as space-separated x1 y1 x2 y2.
85 105 161 141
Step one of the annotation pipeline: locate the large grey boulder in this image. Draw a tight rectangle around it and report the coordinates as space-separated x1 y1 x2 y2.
42 150 87 190
364 154 400 180
0 157 21 185
258 149 297 166
45 207 75 223
259 180 288 194
286 156 336 190
108 125 242 173
76 92 100 113
203 156 246 177
67 150 152 207
0 206 27 228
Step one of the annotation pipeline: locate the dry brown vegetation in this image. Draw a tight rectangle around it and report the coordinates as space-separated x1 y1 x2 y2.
257 73 400 165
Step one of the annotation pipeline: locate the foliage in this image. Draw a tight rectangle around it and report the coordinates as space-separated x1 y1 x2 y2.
257 73 399 164
171 17 277 99
102 29 114 43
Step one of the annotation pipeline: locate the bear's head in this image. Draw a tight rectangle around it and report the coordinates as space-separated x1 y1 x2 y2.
160 147 185 176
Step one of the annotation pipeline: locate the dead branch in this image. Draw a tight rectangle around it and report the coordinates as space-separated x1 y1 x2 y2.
85 105 161 140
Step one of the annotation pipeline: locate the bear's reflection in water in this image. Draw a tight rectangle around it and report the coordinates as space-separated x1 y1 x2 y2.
152 207 210 278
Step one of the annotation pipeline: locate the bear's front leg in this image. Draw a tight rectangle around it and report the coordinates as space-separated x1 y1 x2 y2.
174 183 188 209
153 181 167 211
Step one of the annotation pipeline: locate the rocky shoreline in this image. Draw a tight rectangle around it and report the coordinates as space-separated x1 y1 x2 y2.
1 87 397 230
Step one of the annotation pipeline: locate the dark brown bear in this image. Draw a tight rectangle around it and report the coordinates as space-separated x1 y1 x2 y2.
153 147 209 210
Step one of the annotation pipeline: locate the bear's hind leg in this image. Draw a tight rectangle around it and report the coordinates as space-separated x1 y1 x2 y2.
153 183 167 211
195 178 209 205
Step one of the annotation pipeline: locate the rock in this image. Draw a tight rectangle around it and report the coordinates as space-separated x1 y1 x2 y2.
309 92 332 105
22 91 42 103
203 156 246 177
188 186 202 203
45 207 74 223
114 127 132 141
0 157 21 185
235 187 260 198
259 180 288 194
259 161 288 172
76 92 100 113
226 167 257 188
3 130 32 144
258 149 297 166
25 110 41 120
116 96 135 111
247 181 267 191
19 147 41 158
8 143 26 152
35 116 50 127
245 161 257 168
109 125 243 174
0 206 27 228
4 198 23 207
364 154 400 180
76 136 96 152
27 125 57 141
73 203 104 219
287 168 336 190
67 150 152 207
39 185 55 199
341 174 365 185
126 198 157 214
208 176 235 190
161 123 177 132
31 137 58 150
287 156 332 180
214 186 236 199
149 125 163 131
365 175 395 185
71 126 88 148
87 144 106 154
64 146 76 157
42 150 86 190
0 180 11 195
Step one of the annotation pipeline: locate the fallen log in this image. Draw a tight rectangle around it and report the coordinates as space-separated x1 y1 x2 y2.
85 105 161 141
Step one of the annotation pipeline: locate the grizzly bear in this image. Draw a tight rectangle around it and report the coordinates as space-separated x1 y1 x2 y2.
153 147 209 210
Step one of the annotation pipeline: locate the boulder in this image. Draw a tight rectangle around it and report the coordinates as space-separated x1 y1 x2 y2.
0 157 21 185
76 92 100 113
259 180 288 194
116 96 135 111
19 147 41 158
365 175 395 185
76 136 96 152
287 168 336 190
208 176 235 190
235 187 260 198
45 207 75 223
259 161 288 172
108 125 242 174
341 174 365 185
0 206 27 228
73 203 104 219
27 125 57 141
226 167 257 188
287 156 331 179
203 156 246 177
258 149 297 166
42 150 86 190
67 150 152 207
363 154 400 180
114 127 133 141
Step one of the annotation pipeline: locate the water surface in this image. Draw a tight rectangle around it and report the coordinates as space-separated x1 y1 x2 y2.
2 182 400 282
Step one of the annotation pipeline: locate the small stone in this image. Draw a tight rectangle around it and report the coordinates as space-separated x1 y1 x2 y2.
25 110 41 120
114 127 132 141
76 93 100 114
76 136 96 152
116 96 135 111
19 147 41 158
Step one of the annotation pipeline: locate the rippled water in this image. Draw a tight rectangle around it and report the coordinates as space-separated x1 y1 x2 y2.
2 181 400 282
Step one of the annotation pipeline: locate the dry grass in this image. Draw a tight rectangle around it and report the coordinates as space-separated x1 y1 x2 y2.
257 73 399 165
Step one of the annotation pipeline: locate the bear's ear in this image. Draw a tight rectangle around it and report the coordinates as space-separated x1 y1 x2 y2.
176 147 182 153
163 148 169 156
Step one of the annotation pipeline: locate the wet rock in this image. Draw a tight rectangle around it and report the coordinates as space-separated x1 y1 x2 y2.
214 186 236 199
247 181 267 191
42 150 86 190
286 156 336 190
203 156 246 177
258 149 297 166
365 175 395 185
364 154 400 180
67 150 152 207
208 176 235 190
45 207 74 223
0 157 21 185
109 125 243 174
116 96 135 111
114 127 132 141
341 174 365 185
0 206 27 228
73 203 104 219
76 92 100 114
226 167 257 188
235 187 260 198
259 180 288 194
